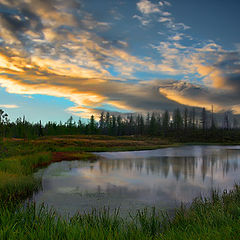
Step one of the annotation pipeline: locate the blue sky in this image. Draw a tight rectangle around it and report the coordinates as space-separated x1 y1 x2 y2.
0 0 240 122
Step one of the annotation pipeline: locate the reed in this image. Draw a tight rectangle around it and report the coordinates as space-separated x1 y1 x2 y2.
0 186 240 239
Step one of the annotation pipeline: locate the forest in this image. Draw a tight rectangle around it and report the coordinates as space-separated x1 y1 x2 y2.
0 107 240 142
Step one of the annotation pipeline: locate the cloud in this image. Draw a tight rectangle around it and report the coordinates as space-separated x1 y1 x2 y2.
133 15 151 26
169 33 184 41
193 47 240 91
149 38 238 81
159 81 217 111
159 79 240 114
163 1 171 7
135 0 173 26
148 36 240 114
137 0 161 15
0 104 19 109
1 38 240 117
0 38 182 117
157 4 190 32
0 71 184 118
0 0 240 118
135 0 189 35
159 17 190 31
159 17 171 23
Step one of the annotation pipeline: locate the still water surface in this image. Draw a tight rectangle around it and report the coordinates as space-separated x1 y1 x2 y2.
33 145 240 216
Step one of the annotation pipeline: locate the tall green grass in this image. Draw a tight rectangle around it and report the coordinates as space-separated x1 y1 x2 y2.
1 186 240 239
161 186 240 239
0 152 51 203
0 173 38 203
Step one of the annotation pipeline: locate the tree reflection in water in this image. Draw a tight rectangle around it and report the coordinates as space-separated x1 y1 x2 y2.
32 146 240 217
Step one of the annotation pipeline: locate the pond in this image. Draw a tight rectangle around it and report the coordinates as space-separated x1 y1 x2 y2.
32 145 240 216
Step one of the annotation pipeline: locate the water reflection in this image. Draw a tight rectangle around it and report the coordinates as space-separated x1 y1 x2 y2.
32 146 240 216
98 154 239 182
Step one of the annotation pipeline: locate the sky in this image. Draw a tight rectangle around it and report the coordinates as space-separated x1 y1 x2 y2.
0 0 240 122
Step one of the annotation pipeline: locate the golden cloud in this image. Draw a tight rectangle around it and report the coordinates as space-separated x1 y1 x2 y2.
159 87 213 110
0 104 19 109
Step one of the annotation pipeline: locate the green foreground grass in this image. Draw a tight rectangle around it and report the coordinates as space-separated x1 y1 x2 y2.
1 187 240 240
0 152 51 203
0 136 240 239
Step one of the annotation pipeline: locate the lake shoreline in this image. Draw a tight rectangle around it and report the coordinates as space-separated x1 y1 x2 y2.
1 135 240 200
1 136 240 239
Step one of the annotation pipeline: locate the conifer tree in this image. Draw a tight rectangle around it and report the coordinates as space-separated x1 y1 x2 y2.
173 108 183 131
201 108 207 132
117 115 122 136
184 108 188 130
99 112 105 134
149 112 157 135
162 110 169 136
89 115 97 134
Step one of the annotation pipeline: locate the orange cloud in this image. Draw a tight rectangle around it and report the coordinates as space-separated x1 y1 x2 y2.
159 82 230 113
0 104 19 109
159 88 213 110
0 53 24 72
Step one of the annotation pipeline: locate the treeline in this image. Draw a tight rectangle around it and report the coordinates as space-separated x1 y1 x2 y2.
0 107 240 142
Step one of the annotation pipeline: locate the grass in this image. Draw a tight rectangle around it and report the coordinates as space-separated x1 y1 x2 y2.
0 152 51 203
161 187 240 239
0 135 240 239
0 150 97 203
1 186 240 239
0 135 176 158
